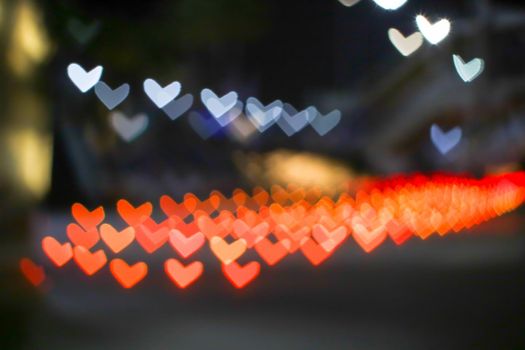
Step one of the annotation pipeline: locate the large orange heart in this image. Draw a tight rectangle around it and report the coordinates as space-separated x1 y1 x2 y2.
110 259 148 288
197 215 230 239
100 224 135 253
369 190 384 209
73 246 107 276
161 215 183 231
117 199 152 227
318 196 335 209
271 185 289 204
164 259 203 288
305 187 322 203
300 238 332 266
71 203 104 231
208 191 222 211
135 225 169 253
445 210 460 231
183 193 199 213
209 236 247 264
289 225 311 243
222 261 260 288
359 202 377 223
232 189 248 207
236 207 260 227
273 224 308 253
254 238 290 266
168 229 205 258
411 213 434 239
288 188 305 202
214 210 235 231
333 203 354 223
318 214 338 231
195 199 215 215
350 219 387 253
252 188 269 207
42 236 73 267
232 220 268 247
386 219 412 245
19 258 45 286
160 195 189 219
429 210 445 235
269 204 296 227
66 223 100 249
173 220 200 238
312 224 347 252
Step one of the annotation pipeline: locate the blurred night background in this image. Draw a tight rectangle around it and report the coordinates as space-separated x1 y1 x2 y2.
2 0 525 349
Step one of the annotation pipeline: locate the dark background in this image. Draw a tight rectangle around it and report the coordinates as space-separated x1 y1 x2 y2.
2 0 525 349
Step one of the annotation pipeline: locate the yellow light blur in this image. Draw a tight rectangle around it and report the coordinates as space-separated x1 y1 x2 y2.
7 0 50 77
0 1 4 29
6 128 52 199
234 149 355 195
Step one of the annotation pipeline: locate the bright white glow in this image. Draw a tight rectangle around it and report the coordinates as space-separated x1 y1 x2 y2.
416 15 451 45
388 28 424 56
67 63 103 93
372 0 408 10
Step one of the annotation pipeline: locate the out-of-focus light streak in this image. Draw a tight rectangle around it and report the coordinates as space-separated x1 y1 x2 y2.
6 128 52 199
7 0 50 77
0 0 4 30
25 172 525 289
234 150 355 195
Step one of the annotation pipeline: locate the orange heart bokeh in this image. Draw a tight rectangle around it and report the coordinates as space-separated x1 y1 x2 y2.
24 172 525 290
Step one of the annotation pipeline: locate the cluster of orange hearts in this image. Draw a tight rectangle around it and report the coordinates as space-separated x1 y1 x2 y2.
21 172 525 290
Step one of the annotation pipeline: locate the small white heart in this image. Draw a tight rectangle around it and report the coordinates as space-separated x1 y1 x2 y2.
94 82 130 110
416 15 451 45
143 79 181 108
110 112 149 142
388 28 424 56
453 54 484 83
310 109 341 136
201 88 238 118
372 0 408 10
67 63 103 93
277 104 314 136
245 98 283 132
337 0 362 7
430 124 462 155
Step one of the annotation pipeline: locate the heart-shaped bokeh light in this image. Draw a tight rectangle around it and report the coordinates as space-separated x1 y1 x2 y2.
24 171 525 290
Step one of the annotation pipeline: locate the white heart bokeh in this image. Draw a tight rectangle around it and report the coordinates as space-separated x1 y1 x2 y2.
372 0 408 10
388 28 424 56
67 63 103 93
416 15 451 45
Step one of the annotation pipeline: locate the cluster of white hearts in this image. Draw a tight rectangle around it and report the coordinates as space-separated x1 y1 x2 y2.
339 1 486 83
67 64 341 142
338 0 486 156
389 19 485 83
